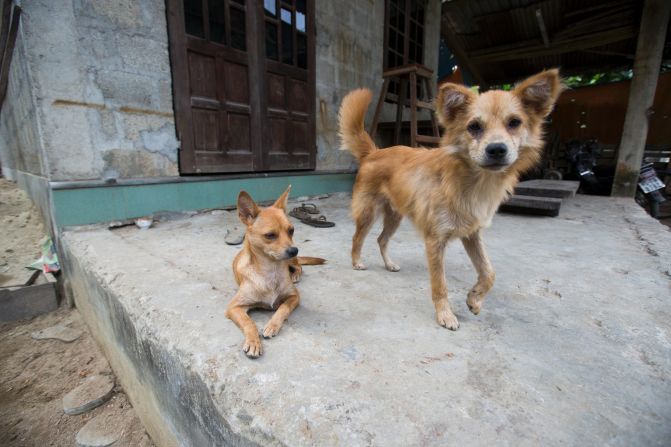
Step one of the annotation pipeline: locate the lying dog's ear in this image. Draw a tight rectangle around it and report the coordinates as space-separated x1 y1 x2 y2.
237 191 259 225
436 83 476 125
513 69 564 118
272 185 291 212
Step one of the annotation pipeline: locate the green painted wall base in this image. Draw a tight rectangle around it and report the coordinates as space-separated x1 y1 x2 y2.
51 173 355 228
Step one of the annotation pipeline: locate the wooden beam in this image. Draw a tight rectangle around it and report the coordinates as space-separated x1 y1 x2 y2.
580 49 635 60
0 3 19 109
564 0 632 19
440 16 488 88
612 0 671 197
0 0 12 68
471 25 637 63
535 9 549 48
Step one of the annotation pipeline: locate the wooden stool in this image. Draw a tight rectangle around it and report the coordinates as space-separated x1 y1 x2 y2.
369 63 441 148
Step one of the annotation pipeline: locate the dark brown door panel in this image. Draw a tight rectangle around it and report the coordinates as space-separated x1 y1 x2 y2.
167 0 315 174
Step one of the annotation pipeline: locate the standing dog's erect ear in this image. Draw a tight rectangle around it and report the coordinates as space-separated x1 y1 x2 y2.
272 185 291 212
513 69 564 118
237 191 259 225
435 83 477 126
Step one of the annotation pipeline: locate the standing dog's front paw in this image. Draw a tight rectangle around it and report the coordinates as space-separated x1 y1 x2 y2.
466 299 482 315
243 337 263 358
384 262 400 272
353 262 368 270
467 291 484 315
436 309 460 330
262 321 282 339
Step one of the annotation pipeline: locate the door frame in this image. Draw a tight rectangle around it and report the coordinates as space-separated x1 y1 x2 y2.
165 0 316 174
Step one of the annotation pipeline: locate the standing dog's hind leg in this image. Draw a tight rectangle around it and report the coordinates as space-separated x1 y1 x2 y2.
351 199 376 270
461 230 495 315
377 203 402 271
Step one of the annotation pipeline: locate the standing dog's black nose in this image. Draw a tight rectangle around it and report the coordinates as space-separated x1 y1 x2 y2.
286 247 299 258
485 143 508 160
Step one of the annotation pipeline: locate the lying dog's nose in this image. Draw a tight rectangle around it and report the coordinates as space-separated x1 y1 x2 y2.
285 247 298 258
485 143 508 160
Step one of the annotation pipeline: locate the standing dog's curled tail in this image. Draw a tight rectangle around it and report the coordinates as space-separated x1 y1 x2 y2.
338 88 377 161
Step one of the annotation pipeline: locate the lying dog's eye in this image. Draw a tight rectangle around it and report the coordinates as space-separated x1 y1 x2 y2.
288 227 294 236
508 118 522 129
467 121 483 134
264 232 277 240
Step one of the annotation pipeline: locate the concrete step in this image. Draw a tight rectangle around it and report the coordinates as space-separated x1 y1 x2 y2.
59 194 671 446
515 179 580 198
499 194 563 217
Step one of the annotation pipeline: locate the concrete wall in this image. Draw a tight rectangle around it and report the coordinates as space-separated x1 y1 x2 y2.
314 0 442 170
2 0 441 179
0 23 46 179
17 0 178 182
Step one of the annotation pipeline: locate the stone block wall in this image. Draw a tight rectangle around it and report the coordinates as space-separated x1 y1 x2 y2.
1 0 441 180
11 0 178 182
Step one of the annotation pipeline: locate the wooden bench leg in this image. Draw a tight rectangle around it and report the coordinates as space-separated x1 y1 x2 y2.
410 71 418 147
424 77 440 140
394 79 407 146
370 78 390 139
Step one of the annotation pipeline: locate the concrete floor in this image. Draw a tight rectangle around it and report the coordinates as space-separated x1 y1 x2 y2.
60 193 671 447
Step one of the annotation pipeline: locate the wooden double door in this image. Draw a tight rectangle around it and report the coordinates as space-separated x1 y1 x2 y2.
167 0 315 174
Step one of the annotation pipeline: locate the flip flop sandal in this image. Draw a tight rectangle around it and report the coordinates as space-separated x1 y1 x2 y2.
298 203 320 214
289 207 311 220
224 227 245 245
290 208 335 228
301 215 335 228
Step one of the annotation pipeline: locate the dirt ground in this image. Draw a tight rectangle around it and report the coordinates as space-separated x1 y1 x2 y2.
0 308 155 446
0 178 46 286
0 178 154 446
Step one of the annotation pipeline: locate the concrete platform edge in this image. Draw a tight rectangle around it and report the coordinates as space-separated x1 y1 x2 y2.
60 236 264 447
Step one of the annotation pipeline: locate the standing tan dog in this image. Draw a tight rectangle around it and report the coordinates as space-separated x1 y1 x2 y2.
226 187 325 357
339 70 563 330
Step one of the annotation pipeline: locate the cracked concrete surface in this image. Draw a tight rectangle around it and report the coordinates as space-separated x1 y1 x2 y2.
60 194 671 446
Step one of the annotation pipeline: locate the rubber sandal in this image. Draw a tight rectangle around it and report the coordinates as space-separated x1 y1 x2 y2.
298 203 320 214
289 208 311 220
289 208 335 227
302 215 335 228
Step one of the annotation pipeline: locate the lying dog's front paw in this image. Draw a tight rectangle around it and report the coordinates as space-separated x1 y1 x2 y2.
243 337 263 358
262 321 282 339
436 309 460 331
353 262 368 270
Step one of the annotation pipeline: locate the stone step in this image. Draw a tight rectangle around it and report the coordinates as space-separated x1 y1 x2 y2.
515 179 580 198
499 194 563 217
63 375 115 416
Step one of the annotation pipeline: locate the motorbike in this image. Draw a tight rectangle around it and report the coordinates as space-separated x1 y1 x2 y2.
564 139 614 196
635 162 666 218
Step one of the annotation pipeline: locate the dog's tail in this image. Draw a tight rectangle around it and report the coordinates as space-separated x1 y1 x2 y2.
297 256 326 266
338 88 377 161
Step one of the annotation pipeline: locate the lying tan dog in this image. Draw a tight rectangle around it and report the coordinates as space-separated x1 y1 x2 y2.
225 187 325 358
339 70 563 330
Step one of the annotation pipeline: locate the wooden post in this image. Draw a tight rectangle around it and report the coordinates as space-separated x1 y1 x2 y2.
611 0 671 197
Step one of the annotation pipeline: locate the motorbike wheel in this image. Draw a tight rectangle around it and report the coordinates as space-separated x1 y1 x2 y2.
543 169 563 180
650 200 660 219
